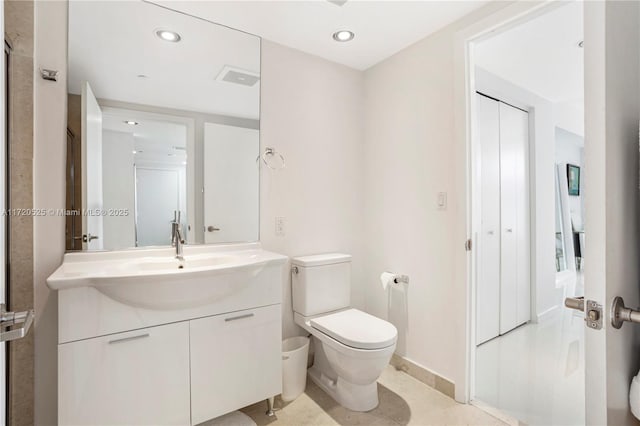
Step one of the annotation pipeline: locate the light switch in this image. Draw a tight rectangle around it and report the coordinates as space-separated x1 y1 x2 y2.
275 217 285 236
437 192 447 210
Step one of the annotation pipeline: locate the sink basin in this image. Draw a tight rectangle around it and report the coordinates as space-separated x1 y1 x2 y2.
131 254 237 272
47 243 287 310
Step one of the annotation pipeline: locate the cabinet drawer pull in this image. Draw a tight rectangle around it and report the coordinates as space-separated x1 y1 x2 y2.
224 313 254 322
108 333 150 344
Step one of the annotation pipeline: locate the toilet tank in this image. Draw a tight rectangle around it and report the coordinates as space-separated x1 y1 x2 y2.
292 253 352 317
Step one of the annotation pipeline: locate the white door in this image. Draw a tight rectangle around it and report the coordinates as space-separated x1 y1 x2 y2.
476 94 501 344
135 168 179 247
81 81 104 249
499 102 530 333
583 1 640 424
203 123 259 243
476 95 530 342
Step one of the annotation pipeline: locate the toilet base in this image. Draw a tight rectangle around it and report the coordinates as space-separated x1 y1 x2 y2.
308 366 379 412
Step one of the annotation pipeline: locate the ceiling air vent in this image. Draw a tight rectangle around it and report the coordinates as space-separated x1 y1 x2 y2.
216 65 260 87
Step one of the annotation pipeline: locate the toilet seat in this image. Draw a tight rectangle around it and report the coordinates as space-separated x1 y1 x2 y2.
310 308 397 350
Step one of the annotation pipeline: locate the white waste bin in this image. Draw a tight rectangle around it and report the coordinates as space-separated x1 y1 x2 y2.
281 336 310 402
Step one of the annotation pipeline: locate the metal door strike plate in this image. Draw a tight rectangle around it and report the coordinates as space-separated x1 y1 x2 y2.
585 300 603 330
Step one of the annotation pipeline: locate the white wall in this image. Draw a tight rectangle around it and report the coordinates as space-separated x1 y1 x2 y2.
362 3 527 400
102 130 135 249
34 1 67 424
555 102 584 137
259 41 365 339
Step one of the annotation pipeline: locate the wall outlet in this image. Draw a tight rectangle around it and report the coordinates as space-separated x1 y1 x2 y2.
437 192 447 210
275 217 285 236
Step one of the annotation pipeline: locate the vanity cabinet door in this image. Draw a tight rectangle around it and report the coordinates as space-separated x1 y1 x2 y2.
190 304 282 424
59 322 191 426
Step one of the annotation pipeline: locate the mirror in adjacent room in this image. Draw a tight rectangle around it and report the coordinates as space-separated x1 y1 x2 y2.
66 1 260 251
555 168 567 273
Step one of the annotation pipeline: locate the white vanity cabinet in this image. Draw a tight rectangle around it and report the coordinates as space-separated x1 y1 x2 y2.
59 322 191 425
51 244 287 426
59 305 282 426
190 304 282 424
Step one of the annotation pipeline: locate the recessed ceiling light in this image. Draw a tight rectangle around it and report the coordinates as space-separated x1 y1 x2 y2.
333 30 355 42
578 40 584 48
124 120 139 126
132 150 137 154
155 29 181 43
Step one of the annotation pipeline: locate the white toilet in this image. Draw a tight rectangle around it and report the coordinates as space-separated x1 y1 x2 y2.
292 253 397 412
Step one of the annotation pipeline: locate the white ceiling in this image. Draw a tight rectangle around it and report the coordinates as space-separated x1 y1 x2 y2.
69 1 260 119
103 109 187 165
153 0 489 70
474 1 584 105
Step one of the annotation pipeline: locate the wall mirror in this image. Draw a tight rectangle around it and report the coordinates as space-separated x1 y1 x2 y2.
66 1 260 251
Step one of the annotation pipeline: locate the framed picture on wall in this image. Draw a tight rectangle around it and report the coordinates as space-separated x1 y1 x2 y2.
567 164 580 196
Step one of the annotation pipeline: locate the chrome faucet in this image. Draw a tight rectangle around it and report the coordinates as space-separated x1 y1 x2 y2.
171 211 184 261
174 228 184 261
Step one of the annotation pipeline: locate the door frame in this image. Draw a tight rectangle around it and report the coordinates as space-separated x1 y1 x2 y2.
453 0 571 406
100 107 196 244
133 165 182 247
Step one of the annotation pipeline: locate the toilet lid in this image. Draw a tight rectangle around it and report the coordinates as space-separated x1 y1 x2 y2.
310 309 397 350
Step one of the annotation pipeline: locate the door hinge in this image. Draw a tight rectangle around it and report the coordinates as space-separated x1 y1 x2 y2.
465 239 472 251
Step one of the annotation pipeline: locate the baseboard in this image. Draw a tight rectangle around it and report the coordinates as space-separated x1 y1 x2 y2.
389 353 455 399
533 304 561 323
470 399 522 426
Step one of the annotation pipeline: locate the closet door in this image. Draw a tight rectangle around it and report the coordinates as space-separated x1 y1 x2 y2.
476 94 501 344
499 103 530 334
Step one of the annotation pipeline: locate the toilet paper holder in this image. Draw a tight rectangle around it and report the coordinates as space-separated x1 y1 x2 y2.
393 275 410 284
380 272 409 287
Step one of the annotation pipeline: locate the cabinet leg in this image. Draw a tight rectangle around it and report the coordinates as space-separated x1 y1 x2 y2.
266 396 275 416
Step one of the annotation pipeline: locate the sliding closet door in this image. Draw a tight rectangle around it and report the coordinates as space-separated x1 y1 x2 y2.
499 103 530 334
476 94 501 344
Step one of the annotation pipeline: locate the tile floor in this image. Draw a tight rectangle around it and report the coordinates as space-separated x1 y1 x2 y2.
474 274 585 426
241 365 506 426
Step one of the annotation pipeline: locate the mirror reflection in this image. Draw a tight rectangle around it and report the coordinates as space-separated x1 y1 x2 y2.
555 168 567 272
66 1 261 251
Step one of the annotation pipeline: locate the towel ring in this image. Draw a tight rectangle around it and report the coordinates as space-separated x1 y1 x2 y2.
258 147 285 170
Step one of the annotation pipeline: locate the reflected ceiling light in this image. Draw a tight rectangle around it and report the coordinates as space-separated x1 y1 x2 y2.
332 30 355 42
132 150 137 154
124 120 139 126
155 29 181 43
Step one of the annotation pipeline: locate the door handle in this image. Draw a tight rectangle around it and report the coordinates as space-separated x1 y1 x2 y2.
83 234 99 242
611 297 640 329
207 226 220 232
565 296 585 312
0 304 34 342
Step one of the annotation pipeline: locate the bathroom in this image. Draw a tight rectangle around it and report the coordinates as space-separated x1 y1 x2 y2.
2 1 640 425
